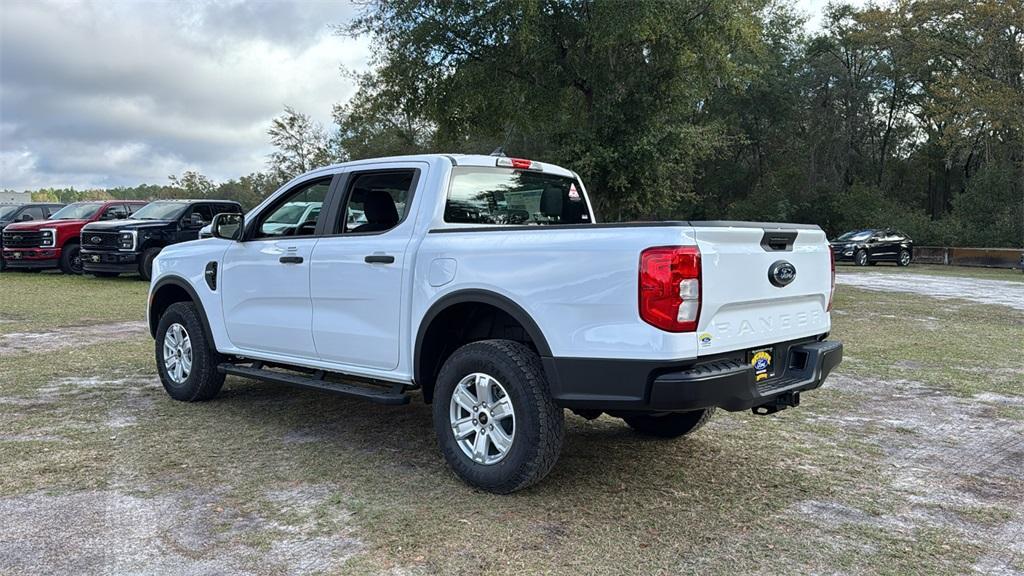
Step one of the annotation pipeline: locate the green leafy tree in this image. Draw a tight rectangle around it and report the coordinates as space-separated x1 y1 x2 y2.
339 0 769 219
267 106 337 181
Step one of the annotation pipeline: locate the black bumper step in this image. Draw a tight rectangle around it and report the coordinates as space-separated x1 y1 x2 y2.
218 363 410 405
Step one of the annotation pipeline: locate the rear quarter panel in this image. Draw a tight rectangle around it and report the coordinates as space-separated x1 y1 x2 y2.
413 225 702 361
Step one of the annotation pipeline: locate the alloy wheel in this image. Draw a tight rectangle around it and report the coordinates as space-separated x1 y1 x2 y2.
449 372 516 465
163 323 193 384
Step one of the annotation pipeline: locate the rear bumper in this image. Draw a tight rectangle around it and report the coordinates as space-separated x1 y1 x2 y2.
2 247 61 268
80 249 139 273
544 337 842 413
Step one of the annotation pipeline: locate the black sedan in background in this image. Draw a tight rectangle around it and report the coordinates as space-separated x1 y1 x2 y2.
831 228 913 266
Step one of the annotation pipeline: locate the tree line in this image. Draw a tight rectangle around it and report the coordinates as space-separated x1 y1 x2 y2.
17 0 1023 247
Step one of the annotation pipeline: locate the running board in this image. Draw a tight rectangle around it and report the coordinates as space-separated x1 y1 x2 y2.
218 363 410 405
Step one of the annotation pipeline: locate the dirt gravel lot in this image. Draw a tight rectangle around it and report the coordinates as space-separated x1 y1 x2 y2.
1 267 1022 575
836 270 1024 310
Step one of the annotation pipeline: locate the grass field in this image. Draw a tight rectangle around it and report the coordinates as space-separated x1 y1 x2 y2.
1 267 1022 575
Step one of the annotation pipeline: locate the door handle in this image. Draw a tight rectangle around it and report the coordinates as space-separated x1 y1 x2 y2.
364 254 395 264
279 256 303 264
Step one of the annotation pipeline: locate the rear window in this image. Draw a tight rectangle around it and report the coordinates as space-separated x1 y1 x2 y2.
445 167 591 225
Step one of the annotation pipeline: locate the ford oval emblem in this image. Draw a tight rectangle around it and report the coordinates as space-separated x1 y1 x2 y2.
768 260 796 287
91 236 102 244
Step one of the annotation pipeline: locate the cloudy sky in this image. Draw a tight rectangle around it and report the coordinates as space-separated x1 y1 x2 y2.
1 0 853 192
0 0 369 191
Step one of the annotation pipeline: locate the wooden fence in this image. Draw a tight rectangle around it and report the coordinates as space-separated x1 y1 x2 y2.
914 247 1024 269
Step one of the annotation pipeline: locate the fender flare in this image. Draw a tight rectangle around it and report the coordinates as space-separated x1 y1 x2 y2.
149 275 216 348
414 289 552 386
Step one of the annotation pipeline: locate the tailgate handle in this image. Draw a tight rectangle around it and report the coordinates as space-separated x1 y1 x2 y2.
761 231 797 252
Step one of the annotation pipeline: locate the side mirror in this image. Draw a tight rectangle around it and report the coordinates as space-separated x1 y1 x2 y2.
211 212 242 241
20 213 33 221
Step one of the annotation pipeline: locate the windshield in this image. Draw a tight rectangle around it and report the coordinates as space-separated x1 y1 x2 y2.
837 230 873 241
49 202 103 220
445 167 591 225
131 202 188 220
0 206 19 220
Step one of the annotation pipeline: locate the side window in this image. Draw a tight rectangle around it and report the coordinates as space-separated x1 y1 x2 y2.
101 205 127 220
188 204 214 226
125 203 141 216
21 206 45 220
340 170 415 234
256 179 330 238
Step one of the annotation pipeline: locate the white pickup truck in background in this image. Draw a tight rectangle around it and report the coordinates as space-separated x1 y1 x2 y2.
147 153 842 493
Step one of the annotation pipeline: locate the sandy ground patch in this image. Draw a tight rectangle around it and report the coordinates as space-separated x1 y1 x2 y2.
793 374 1024 574
0 320 148 357
836 272 1024 310
0 486 361 576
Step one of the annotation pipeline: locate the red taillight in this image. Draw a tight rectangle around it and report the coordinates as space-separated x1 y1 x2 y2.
639 246 701 332
827 249 836 311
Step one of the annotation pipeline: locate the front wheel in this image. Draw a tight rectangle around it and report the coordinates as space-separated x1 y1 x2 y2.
433 340 564 494
898 249 912 267
854 249 869 266
622 409 715 438
155 301 225 401
138 247 161 280
59 244 83 274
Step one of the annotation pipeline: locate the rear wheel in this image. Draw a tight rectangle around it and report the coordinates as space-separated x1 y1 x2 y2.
155 301 224 401
59 244 83 274
138 247 161 280
854 249 869 266
898 249 911 266
433 340 564 493
622 409 715 438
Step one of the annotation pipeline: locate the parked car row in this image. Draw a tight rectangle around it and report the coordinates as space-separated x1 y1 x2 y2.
0 199 242 278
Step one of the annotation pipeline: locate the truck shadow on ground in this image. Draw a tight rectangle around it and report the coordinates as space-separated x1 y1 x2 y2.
207 376 808 502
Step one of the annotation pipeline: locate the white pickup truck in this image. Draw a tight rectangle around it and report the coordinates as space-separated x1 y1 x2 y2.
147 154 842 493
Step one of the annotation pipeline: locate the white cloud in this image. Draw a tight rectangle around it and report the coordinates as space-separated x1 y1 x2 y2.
0 0 370 190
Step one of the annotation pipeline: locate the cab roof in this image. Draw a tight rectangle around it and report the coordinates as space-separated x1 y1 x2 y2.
304 154 577 179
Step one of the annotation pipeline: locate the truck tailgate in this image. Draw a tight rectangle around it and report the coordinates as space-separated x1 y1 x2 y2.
693 224 831 355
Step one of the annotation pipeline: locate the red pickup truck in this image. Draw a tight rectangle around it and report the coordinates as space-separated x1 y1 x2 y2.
2 200 147 274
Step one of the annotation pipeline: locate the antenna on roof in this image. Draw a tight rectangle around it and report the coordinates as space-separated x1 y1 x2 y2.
490 123 517 157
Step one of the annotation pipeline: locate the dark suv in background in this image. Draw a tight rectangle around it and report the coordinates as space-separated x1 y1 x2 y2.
0 203 65 271
80 199 242 279
831 228 913 267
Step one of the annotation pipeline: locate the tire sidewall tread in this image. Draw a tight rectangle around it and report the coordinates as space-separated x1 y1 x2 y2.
155 301 224 402
433 339 564 494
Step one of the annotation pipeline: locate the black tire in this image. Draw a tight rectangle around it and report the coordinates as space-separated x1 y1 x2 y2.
155 301 225 402
433 340 564 494
138 247 161 280
622 409 715 438
90 271 120 278
59 244 83 275
897 249 912 267
854 249 869 266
